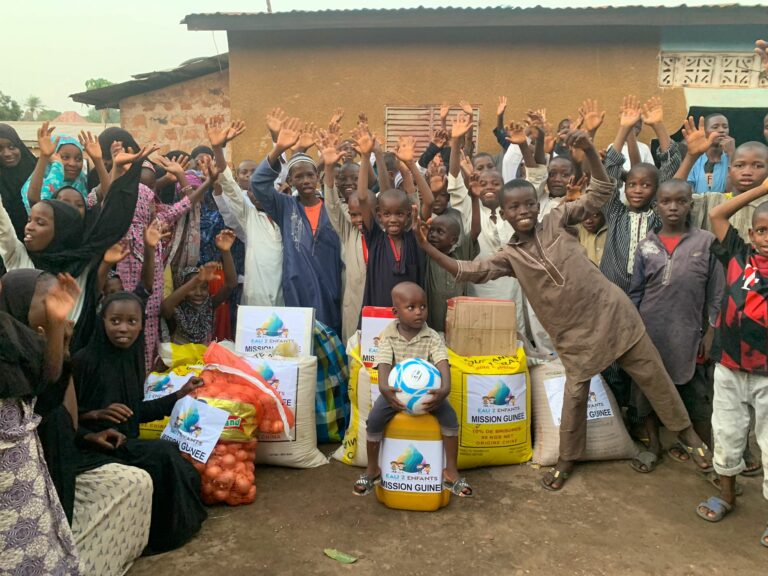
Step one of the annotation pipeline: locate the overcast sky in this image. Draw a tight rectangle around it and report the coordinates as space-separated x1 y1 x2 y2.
5 1 763 113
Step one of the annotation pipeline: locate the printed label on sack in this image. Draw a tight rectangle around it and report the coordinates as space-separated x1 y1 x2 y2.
235 306 314 357
379 438 444 493
544 374 613 427
361 309 395 367
460 373 528 449
161 397 228 463
240 357 299 442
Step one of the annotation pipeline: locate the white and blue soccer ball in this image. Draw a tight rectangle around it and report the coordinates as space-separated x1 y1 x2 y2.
388 358 442 415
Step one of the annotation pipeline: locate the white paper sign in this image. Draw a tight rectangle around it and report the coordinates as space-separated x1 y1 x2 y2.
144 371 198 400
379 438 444 494
160 397 229 463
240 357 299 442
361 313 395 366
236 306 314 357
465 373 527 425
543 374 614 427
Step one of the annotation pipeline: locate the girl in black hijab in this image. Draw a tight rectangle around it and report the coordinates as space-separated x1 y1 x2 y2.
73 291 207 553
0 123 36 241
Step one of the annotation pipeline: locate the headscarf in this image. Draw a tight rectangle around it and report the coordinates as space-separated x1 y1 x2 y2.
72 291 146 437
172 267 214 344
27 160 142 277
0 123 36 240
21 136 88 212
98 127 139 162
0 269 49 398
190 145 214 159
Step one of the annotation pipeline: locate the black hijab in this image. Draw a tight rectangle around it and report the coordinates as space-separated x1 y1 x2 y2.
0 123 36 240
28 160 142 277
0 269 49 398
72 291 146 437
98 127 140 162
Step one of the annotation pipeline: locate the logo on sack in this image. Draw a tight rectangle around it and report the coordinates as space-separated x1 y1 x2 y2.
390 445 431 475
255 313 289 337
173 405 203 437
253 361 281 389
149 375 174 393
481 380 516 406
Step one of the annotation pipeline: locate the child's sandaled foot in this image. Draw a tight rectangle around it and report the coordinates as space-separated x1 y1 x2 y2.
742 451 763 477
353 473 380 496
698 470 744 496
668 442 691 464
696 496 733 522
443 476 473 497
678 440 713 471
541 468 571 491
760 525 768 548
631 450 660 473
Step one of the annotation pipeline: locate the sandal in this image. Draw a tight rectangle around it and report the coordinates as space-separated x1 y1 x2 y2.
761 525 768 548
667 442 691 464
696 495 733 522
698 470 743 496
679 441 713 472
443 477 473 497
353 473 380 496
742 450 763 477
631 451 660 473
541 468 570 492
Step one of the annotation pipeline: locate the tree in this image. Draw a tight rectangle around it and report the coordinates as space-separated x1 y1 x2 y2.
24 96 44 121
37 109 61 122
85 78 116 124
86 108 120 124
0 91 22 121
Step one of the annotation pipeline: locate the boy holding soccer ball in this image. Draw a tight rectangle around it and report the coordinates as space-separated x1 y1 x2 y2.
353 282 473 498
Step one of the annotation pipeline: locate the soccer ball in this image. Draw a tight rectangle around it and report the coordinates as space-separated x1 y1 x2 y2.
388 358 442 415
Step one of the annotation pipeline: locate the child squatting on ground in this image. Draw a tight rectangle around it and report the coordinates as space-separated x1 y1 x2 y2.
353 282 473 498
414 129 712 491
696 176 768 548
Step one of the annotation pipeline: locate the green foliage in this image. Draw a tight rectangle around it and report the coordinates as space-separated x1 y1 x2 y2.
37 110 61 122
24 96 43 121
0 91 22 121
85 78 114 91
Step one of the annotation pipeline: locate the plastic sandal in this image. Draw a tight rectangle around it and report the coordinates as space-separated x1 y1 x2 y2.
541 468 570 492
631 451 659 473
760 525 768 548
681 442 714 472
696 496 732 522
667 442 690 464
443 477 473 497
353 473 380 496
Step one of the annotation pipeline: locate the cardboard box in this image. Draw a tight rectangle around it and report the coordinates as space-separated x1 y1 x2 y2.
235 306 315 358
361 306 396 367
445 297 517 357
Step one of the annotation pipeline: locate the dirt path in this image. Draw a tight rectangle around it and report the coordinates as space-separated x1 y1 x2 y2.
130 451 766 575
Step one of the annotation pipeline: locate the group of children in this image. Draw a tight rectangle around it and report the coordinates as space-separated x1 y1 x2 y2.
3 58 768 571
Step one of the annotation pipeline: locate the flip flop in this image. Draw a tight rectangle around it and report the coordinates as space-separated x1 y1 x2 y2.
667 442 691 464
353 473 380 496
698 470 743 496
541 468 570 492
696 496 732 522
761 525 768 548
679 441 714 472
443 477 473 497
741 456 763 477
631 451 659 473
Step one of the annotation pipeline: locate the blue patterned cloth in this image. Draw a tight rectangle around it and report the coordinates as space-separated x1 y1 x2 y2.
313 320 349 443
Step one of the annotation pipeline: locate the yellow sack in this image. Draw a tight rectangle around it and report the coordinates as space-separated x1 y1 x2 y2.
448 348 532 468
139 343 206 440
332 333 377 467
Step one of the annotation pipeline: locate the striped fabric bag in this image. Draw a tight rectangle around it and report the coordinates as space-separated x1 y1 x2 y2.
313 321 350 443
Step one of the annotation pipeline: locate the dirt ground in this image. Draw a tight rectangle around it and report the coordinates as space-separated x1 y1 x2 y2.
129 441 766 576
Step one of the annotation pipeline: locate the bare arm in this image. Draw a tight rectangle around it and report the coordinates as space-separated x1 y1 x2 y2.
709 178 768 242
211 229 238 308
160 265 214 319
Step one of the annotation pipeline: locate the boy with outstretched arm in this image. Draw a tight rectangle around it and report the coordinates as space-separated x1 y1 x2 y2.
415 129 711 491
696 177 768 548
353 282 472 498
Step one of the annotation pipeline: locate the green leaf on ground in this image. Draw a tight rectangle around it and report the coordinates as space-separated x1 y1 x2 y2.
324 548 358 564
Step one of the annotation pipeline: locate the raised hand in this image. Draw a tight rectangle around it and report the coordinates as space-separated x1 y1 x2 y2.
755 39 768 75
275 117 302 152
619 95 642 128
296 122 317 151
411 205 429 247
579 99 606 133
451 112 472 139
439 103 451 122
37 122 59 158
155 154 187 178
459 100 473 116
197 262 218 284
315 129 342 166
641 96 664 126
543 123 556 154
144 219 170 249
505 121 528 146
205 115 229 147
525 110 546 139
330 108 344 126
78 130 101 161
565 174 589 202
45 273 79 324
565 129 595 152
497 96 508 117
113 143 160 166
357 112 369 130
468 172 483 199
432 128 449 148
198 156 220 183
395 136 416 164
266 108 286 135
682 116 718 156
226 120 246 143
103 241 131 264
351 125 376 156
459 149 474 178
215 228 237 252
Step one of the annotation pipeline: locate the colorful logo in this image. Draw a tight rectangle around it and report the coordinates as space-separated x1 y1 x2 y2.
256 313 289 337
390 444 431 475
173 405 203 437
482 380 516 406
589 391 597 403
149 375 174 393
254 361 280 389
